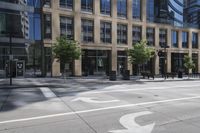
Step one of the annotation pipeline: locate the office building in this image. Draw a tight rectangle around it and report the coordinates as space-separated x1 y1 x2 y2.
0 0 42 78
42 0 200 77
184 0 200 28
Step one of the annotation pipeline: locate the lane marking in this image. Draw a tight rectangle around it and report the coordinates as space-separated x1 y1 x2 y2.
109 111 155 133
71 97 120 103
78 84 200 95
40 87 57 98
30 80 57 99
1 96 200 124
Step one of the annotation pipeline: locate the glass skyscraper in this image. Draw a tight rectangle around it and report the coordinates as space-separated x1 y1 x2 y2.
0 0 42 78
184 0 200 28
147 0 184 27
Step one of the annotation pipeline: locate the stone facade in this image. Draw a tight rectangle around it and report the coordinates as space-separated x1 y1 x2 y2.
43 0 200 77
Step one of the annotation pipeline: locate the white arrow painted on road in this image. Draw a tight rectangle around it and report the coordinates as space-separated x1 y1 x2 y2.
109 111 155 133
71 97 120 103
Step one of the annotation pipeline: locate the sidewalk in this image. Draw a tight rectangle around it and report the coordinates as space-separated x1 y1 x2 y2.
0 76 200 89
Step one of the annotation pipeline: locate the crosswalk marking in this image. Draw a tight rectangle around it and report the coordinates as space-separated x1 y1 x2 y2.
40 87 57 99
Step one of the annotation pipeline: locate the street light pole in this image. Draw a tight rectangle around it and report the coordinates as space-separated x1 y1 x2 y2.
9 32 12 85
164 45 169 80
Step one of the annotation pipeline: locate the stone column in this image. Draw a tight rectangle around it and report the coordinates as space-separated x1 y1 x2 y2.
52 59 61 77
127 0 133 74
52 0 60 76
141 0 147 40
52 0 60 42
94 0 100 44
188 30 193 74
167 28 171 73
167 51 171 73
111 0 117 72
178 30 182 49
74 0 82 76
154 27 159 74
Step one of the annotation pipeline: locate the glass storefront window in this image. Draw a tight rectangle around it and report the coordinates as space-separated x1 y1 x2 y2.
192 32 198 49
117 0 127 18
117 24 127 44
82 50 111 76
172 30 178 48
81 19 94 42
60 16 74 39
146 0 154 22
60 0 73 9
182 31 188 48
132 25 141 44
100 0 111 16
159 29 167 48
100 21 112 43
81 0 93 13
132 0 141 20
146 27 155 46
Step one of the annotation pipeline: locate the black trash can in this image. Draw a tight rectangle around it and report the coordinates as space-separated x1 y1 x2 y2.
123 70 130 80
178 71 183 78
109 71 116 81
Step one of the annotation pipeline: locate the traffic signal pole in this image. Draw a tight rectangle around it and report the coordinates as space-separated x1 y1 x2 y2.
9 33 12 85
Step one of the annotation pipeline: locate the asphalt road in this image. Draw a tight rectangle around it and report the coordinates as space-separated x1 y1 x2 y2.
1 78 200 133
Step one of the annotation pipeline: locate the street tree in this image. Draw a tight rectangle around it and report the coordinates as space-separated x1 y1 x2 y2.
53 36 81 75
127 40 155 75
183 55 195 78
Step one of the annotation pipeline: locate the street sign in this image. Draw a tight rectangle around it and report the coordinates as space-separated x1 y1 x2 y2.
9 55 13 60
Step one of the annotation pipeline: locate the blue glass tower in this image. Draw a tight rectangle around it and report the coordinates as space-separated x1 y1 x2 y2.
184 0 200 28
0 0 42 77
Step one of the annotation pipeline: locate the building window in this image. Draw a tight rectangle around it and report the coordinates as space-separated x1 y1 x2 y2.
100 22 112 43
44 0 51 8
60 0 73 9
159 29 167 48
60 16 74 39
81 19 94 42
100 0 111 15
182 31 188 48
146 0 154 22
146 27 155 46
117 24 127 44
132 26 141 44
132 0 141 20
172 30 178 48
192 32 198 49
81 0 93 12
44 14 52 39
117 0 127 18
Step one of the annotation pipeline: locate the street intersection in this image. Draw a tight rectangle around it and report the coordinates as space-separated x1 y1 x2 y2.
1 78 200 133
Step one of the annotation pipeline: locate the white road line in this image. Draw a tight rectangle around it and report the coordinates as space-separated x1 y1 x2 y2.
30 80 57 99
40 87 57 98
1 96 200 124
78 84 200 95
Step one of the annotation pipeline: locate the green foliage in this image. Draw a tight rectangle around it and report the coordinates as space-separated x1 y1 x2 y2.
127 40 155 65
53 36 81 64
183 55 195 71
